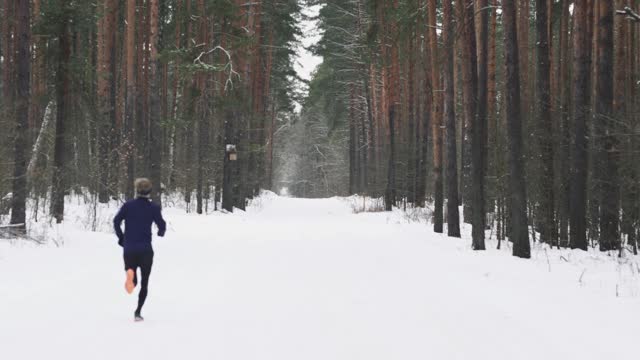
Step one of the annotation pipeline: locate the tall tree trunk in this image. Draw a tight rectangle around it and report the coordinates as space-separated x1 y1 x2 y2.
135 0 147 180
558 0 572 247
487 0 498 220
167 0 183 190
149 0 162 206
620 0 638 255
443 0 460 238
195 0 209 214
124 0 136 199
595 1 619 251
220 22 236 212
222 108 236 213
9 0 30 233
535 0 556 245
458 0 477 223
427 0 443 232
569 0 592 251
97 0 117 203
503 0 530 259
2 0 15 200
473 0 488 250
588 0 599 245
262 26 275 191
110 5 122 198
407 20 417 204
518 0 530 135
2 0 14 106
30 0 46 143
457 0 478 223
384 0 400 211
484 0 502 232
628 6 639 255
51 9 71 223
349 85 357 195
416 2 431 208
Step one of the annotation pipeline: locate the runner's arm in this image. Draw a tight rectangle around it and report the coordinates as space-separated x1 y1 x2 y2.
154 205 166 237
113 204 126 244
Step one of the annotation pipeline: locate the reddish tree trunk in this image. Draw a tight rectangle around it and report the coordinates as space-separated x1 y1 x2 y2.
149 0 162 207
428 0 443 232
124 0 137 199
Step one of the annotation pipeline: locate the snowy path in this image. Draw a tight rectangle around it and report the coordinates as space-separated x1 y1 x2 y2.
1 195 639 360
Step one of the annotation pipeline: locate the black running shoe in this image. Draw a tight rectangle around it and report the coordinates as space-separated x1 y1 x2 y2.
134 311 144 322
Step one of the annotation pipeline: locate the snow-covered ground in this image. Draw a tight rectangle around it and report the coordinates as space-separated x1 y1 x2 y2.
1 193 639 360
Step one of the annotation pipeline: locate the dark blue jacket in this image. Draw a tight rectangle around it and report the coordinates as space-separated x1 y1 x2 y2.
114 197 166 253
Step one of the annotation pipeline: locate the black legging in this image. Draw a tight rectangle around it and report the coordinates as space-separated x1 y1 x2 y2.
124 251 154 314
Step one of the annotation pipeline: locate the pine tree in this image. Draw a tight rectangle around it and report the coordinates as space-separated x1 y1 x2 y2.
570 1 592 251
503 0 530 259
9 0 30 233
443 0 460 238
427 0 443 233
595 0 619 251
149 0 162 207
51 0 72 223
473 0 488 250
535 0 556 245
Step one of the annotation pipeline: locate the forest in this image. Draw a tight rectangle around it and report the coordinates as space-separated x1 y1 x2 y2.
1 0 639 259
1 0 300 218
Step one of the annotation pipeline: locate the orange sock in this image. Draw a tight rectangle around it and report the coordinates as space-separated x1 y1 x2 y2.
125 269 135 294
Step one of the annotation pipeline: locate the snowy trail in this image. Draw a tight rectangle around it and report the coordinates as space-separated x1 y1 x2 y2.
1 195 639 360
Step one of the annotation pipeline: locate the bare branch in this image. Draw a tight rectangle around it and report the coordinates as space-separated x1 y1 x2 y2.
616 6 640 22
193 45 241 91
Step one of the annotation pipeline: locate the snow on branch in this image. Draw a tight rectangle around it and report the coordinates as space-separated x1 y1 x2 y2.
0 224 25 228
27 101 55 178
193 45 240 92
617 7 640 22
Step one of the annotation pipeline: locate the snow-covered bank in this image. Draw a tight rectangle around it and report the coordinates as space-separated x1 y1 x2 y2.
1 194 639 360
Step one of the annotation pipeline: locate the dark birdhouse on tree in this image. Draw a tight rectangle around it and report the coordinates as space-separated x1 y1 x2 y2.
226 144 238 161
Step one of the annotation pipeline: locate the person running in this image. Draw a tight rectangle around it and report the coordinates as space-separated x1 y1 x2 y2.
114 178 166 322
